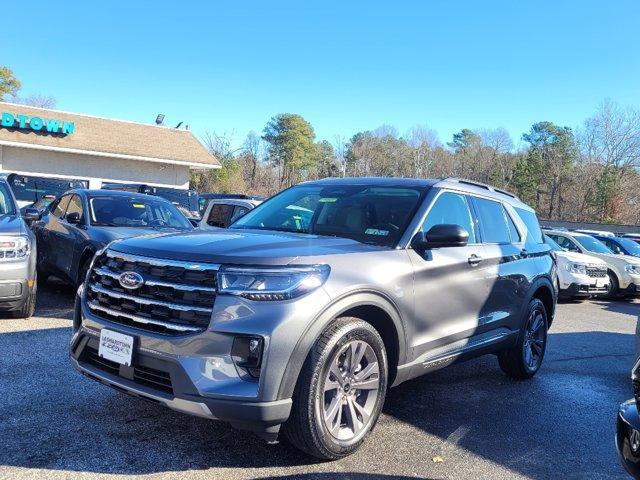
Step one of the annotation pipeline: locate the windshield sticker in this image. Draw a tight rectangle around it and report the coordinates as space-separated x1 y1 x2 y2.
132 203 145 209
365 228 389 236
319 197 338 203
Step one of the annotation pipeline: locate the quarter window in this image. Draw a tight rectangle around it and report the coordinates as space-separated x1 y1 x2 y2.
473 197 511 244
422 192 476 244
514 207 544 244
230 206 250 224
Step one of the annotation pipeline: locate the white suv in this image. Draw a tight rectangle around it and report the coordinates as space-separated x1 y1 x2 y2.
544 235 609 298
546 230 640 298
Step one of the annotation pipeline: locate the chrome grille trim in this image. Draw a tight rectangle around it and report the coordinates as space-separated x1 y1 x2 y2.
94 266 216 293
87 301 201 333
89 284 213 313
86 250 219 335
106 250 220 271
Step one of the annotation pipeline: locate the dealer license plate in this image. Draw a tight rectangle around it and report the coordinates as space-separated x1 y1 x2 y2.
596 278 607 288
99 329 134 366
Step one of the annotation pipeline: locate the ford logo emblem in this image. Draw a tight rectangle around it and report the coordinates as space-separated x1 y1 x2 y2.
118 271 144 290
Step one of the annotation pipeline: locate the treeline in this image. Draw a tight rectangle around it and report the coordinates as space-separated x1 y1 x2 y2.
191 99 640 225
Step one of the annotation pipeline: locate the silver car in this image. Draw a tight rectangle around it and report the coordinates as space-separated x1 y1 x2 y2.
71 177 556 459
0 177 38 318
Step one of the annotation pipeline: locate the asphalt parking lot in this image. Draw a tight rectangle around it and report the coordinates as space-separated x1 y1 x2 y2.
0 283 638 480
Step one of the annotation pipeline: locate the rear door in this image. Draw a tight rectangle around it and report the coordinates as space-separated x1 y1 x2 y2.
470 196 529 332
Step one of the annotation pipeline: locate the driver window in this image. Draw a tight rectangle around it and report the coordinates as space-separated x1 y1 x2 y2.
422 192 476 243
606 239 622 254
64 195 84 222
208 203 234 228
555 235 580 252
51 195 71 219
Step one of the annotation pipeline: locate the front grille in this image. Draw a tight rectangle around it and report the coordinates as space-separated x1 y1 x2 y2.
86 250 218 335
586 267 607 278
81 345 173 394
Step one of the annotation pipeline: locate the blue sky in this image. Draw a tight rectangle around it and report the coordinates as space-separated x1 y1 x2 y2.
3 1 639 149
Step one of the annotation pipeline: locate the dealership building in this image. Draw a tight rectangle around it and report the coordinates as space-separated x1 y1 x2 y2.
0 101 219 206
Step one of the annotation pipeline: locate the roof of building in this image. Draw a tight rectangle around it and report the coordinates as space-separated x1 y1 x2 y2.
0 102 220 169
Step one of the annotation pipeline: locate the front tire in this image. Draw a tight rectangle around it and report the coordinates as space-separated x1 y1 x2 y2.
604 270 619 299
11 275 37 319
283 317 388 460
498 298 548 380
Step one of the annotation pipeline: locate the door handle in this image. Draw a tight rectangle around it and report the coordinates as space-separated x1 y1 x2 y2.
468 254 483 266
520 249 528 258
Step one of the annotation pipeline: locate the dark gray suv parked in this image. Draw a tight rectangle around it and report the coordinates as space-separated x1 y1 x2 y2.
70 177 557 459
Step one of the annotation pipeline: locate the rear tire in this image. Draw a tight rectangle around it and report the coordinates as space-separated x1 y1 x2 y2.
11 275 37 319
498 298 548 380
283 317 388 460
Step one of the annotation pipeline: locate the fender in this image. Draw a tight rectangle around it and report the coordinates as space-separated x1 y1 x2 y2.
74 245 96 284
519 274 557 326
275 289 408 400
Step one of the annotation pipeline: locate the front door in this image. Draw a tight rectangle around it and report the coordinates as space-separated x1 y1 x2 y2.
408 190 491 362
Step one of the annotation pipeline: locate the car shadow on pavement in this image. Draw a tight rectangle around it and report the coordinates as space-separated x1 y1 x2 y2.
0 300 636 478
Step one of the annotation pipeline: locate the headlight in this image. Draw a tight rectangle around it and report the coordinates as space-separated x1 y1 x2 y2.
217 265 330 301
0 235 30 260
566 263 587 275
625 264 640 275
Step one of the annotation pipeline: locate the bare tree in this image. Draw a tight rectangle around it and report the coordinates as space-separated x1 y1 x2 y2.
8 94 57 109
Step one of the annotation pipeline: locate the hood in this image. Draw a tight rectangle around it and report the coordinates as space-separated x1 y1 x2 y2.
109 228 384 265
556 250 607 266
586 250 640 267
0 214 25 236
90 226 189 245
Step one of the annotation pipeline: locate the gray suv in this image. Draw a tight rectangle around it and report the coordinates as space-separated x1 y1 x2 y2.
70 177 557 459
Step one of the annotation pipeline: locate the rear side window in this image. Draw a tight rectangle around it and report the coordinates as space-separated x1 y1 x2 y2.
514 207 544 244
473 197 511 244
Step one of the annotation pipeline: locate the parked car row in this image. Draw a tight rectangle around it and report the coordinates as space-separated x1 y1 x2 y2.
544 228 640 299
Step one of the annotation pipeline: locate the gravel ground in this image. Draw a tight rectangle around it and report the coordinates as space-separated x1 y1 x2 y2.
0 282 638 480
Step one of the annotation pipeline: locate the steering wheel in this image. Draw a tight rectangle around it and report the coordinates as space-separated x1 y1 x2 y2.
367 223 399 233
148 219 168 227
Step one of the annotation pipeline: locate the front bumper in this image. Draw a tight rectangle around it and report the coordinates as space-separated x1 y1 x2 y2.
71 284 331 438
616 399 640 477
558 282 608 298
0 259 32 310
622 283 640 296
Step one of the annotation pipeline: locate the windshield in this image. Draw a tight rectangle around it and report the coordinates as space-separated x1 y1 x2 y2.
615 237 640 256
575 235 613 254
0 183 16 215
544 235 562 252
230 184 426 247
89 197 192 229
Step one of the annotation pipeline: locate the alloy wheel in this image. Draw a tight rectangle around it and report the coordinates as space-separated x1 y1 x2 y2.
322 340 381 442
523 308 546 371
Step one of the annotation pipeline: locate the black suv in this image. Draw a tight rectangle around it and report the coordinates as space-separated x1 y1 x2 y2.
71 177 557 459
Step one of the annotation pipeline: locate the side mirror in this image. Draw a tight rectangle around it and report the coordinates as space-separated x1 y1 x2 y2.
66 212 81 224
412 224 469 250
23 208 41 222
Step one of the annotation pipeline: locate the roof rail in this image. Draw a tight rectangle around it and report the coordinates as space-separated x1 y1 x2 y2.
441 177 519 199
